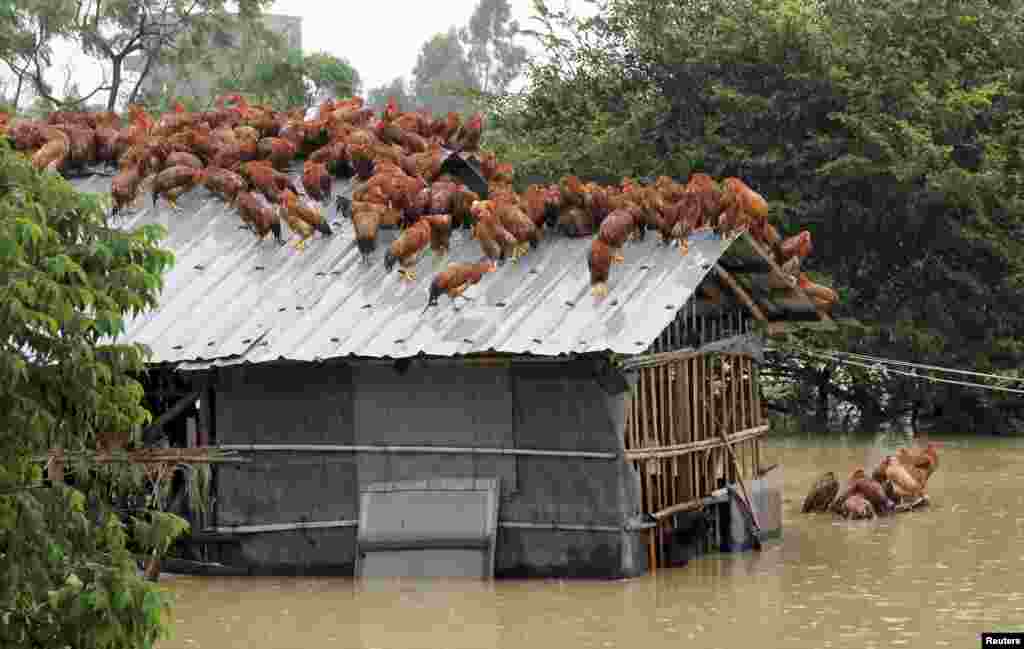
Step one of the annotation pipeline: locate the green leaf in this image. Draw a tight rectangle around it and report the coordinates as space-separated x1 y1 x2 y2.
47 255 68 278
0 237 18 259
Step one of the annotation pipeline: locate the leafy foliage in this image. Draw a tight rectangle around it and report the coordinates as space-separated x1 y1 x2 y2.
460 0 529 96
0 139 187 646
411 28 478 115
496 0 1024 432
211 41 362 110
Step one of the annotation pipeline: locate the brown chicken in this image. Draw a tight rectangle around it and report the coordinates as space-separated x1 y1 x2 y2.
721 177 769 231
280 189 331 251
778 231 813 263
384 218 431 281
203 167 248 203
257 137 297 170
424 259 497 311
470 200 517 264
111 166 143 217
451 112 483 153
494 198 540 261
352 202 383 264
31 132 69 173
896 441 941 488
152 165 203 209
451 186 479 230
685 173 724 228
598 208 638 264
302 161 333 202
831 468 894 516
881 456 925 500
408 142 445 182
589 238 613 298
424 213 453 266
838 493 875 520
241 160 300 204
801 472 840 513
433 111 462 143
165 151 203 170
236 191 283 244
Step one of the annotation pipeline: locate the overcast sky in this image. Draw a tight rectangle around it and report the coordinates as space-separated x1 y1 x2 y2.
15 0 594 105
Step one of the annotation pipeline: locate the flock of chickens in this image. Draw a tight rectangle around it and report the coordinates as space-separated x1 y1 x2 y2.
1 94 839 310
801 441 941 520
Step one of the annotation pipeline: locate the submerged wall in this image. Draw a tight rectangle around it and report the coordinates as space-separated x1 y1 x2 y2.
211 360 646 578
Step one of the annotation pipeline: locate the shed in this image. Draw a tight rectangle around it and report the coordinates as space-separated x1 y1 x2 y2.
70 167 832 578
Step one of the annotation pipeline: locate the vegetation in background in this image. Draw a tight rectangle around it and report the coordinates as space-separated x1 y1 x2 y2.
485 0 1024 434
0 139 187 646
367 0 528 114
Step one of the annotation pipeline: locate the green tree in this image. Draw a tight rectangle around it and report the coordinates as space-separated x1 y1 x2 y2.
459 0 528 96
211 43 363 110
498 0 1024 433
303 51 361 103
47 0 272 111
0 0 77 112
366 76 416 112
411 27 478 114
0 139 186 646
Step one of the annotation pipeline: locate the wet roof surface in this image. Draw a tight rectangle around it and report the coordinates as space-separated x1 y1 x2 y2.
70 169 741 366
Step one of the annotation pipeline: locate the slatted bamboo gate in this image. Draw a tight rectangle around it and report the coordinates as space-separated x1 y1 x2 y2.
623 301 767 571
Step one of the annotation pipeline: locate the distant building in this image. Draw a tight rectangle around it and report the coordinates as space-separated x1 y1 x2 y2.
125 13 302 105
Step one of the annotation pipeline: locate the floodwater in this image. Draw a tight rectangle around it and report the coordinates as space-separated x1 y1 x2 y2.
159 433 1024 649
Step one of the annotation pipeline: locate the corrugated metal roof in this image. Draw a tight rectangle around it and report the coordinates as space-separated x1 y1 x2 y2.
69 169 739 366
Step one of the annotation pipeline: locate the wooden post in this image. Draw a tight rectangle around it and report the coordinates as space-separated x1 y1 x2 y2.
647 527 657 575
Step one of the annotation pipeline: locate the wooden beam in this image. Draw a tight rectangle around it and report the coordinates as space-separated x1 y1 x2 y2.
626 425 769 461
620 341 759 372
741 231 834 324
652 493 728 520
715 264 769 323
142 390 201 445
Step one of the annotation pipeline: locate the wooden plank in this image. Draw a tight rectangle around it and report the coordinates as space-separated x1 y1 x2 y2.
625 426 771 461
742 231 834 324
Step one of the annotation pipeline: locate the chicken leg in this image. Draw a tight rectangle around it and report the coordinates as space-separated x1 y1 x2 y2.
399 267 417 281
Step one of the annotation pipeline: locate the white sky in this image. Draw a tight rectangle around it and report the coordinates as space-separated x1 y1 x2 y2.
11 0 595 106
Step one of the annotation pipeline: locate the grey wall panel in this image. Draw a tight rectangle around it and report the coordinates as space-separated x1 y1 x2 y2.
504 457 627 528
234 527 356 574
216 454 357 526
351 365 513 446
356 453 516 498
216 364 354 445
495 528 638 578
510 366 620 454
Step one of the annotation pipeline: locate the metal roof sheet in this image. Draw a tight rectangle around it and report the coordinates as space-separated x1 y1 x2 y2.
69 169 740 366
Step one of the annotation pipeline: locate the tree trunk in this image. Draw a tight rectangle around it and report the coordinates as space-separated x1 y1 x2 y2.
127 49 157 107
815 368 831 431
107 57 123 112
13 72 23 111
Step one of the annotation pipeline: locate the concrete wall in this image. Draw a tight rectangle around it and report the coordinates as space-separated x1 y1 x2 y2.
212 360 646 578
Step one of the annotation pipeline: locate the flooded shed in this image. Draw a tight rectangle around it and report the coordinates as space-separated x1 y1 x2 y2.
70 170 831 577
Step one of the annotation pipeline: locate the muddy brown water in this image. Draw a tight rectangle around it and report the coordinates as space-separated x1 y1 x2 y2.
159 434 1024 649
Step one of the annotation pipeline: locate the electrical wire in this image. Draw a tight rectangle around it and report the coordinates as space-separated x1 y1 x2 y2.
793 349 1024 395
805 348 1024 384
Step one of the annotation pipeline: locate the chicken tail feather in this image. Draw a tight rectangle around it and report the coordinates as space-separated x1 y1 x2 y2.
356 236 376 259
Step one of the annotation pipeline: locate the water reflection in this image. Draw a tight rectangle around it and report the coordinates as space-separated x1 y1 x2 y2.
160 434 1024 649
